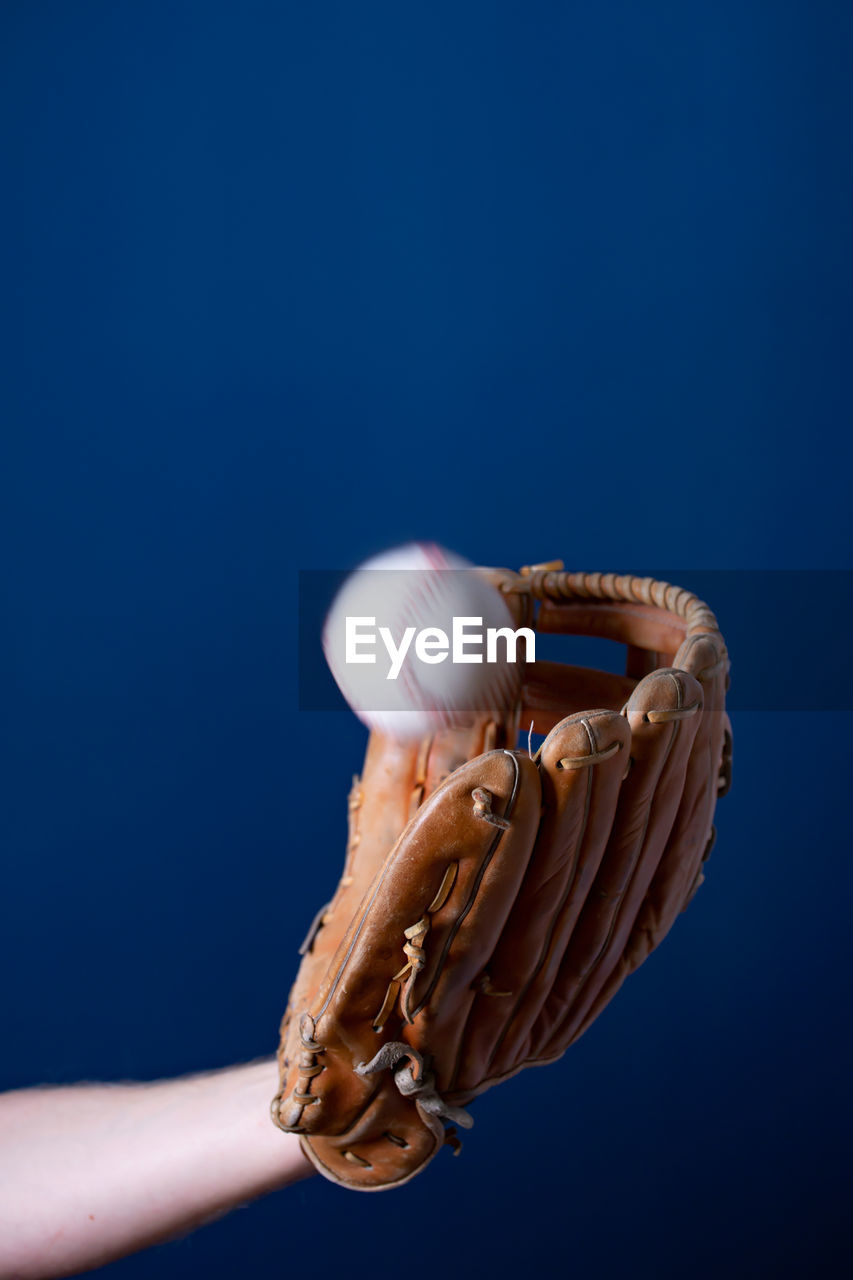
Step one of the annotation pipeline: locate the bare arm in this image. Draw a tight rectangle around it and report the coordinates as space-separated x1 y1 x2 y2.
0 1057 314 1279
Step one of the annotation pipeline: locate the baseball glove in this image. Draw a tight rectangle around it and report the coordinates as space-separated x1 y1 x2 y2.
272 564 732 1190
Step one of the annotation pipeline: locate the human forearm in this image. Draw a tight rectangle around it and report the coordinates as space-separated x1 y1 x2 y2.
0 1057 313 1279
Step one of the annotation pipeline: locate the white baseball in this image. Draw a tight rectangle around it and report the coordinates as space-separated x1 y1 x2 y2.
322 542 522 740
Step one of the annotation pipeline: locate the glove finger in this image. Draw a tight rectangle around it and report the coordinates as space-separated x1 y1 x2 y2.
536 667 703 1059
622 633 728 953
273 748 541 1137
451 709 630 1095
570 634 728 1040
665 630 730 916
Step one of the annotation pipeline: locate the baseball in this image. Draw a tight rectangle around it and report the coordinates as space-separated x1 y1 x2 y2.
322 542 525 740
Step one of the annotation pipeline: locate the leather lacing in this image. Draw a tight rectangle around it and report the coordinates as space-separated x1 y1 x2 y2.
356 1042 473 1130
383 1129 409 1147
472 971 512 996
343 1150 371 1167
471 787 510 829
508 567 720 637
372 861 458 1031
270 1012 327 1134
556 740 622 770
643 700 700 724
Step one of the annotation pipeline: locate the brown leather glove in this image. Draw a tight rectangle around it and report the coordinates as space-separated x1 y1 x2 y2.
271 566 732 1190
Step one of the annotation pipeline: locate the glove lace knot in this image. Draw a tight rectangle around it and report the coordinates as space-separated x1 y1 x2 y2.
372 862 458 1031
356 1042 474 1133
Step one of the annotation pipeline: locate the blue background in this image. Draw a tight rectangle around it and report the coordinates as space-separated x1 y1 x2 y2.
1 2 851 1276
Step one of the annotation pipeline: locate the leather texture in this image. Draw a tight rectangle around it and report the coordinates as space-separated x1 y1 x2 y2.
271 566 732 1190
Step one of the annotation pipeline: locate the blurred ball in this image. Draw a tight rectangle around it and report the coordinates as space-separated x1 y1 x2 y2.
322 542 521 740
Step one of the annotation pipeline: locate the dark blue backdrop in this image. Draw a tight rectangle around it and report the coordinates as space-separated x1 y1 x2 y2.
2 2 851 1277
